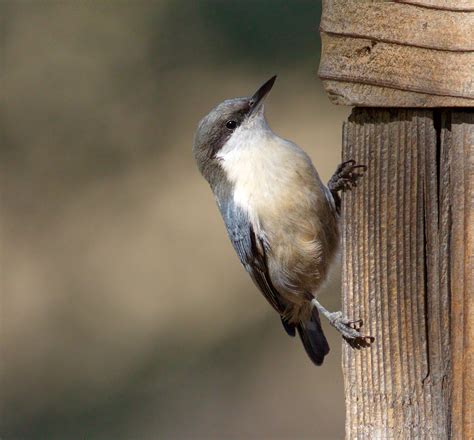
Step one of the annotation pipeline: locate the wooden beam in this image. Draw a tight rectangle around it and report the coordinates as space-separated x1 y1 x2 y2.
396 0 474 12
319 2 473 439
341 109 473 439
449 112 474 439
319 0 474 107
319 33 474 103
321 0 474 51
322 80 474 107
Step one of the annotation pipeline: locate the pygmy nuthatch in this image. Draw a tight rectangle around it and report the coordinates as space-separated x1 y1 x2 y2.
193 76 373 365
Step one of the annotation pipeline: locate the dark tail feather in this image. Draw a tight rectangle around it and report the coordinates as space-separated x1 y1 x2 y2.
297 309 330 366
280 316 296 337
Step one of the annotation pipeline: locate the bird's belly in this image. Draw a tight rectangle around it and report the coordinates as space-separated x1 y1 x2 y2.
267 225 325 290
260 195 339 307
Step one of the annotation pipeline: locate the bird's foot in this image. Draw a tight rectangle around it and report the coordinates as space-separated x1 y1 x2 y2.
328 159 367 193
311 299 374 350
327 311 374 349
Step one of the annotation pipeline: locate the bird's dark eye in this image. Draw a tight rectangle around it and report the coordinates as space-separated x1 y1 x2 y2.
226 120 237 130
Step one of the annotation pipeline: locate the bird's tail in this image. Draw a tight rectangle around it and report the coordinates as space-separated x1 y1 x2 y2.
296 308 330 366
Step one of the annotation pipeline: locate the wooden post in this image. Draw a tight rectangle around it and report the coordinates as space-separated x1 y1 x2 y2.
319 1 473 439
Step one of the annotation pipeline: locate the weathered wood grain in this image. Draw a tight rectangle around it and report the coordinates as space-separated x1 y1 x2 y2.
321 0 474 51
319 33 474 100
396 0 474 11
449 112 473 440
323 80 474 107
319 0 474 107
341 109 473 439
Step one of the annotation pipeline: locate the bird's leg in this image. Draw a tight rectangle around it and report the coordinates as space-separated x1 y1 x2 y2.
327 159 367 212
311 298 374 349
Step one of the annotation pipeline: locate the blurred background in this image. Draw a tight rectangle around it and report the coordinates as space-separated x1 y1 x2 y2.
2 1 351 439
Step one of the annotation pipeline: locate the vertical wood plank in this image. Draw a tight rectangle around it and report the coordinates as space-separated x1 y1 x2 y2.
450 111 473 440
341 109 472 439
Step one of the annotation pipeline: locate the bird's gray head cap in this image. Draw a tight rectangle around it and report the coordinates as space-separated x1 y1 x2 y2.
193 76 276 181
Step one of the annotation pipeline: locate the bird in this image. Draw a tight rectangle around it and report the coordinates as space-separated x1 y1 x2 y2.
193 76 373 365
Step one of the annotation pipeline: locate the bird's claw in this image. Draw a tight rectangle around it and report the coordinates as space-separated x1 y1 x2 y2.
328 159 367 193
347 318 363 331
328 312 374 350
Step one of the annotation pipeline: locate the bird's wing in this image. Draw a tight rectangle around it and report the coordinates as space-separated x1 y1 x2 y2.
218 197 286 315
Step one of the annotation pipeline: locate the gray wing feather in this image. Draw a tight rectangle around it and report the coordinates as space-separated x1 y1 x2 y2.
217 196 285 315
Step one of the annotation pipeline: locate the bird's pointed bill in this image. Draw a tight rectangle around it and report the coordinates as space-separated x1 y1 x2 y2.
249 75 277 115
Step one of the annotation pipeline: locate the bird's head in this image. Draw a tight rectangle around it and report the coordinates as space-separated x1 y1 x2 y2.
193 76 277 181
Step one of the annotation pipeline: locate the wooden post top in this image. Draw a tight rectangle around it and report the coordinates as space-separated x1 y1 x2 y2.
318 0 474 107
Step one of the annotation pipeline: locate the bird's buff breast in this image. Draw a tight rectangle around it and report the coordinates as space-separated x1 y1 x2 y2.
217 135 335 305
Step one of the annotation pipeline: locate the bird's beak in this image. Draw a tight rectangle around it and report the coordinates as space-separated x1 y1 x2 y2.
248 75 277 115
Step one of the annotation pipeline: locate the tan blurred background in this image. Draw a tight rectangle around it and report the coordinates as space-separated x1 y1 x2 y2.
2 1 351 439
